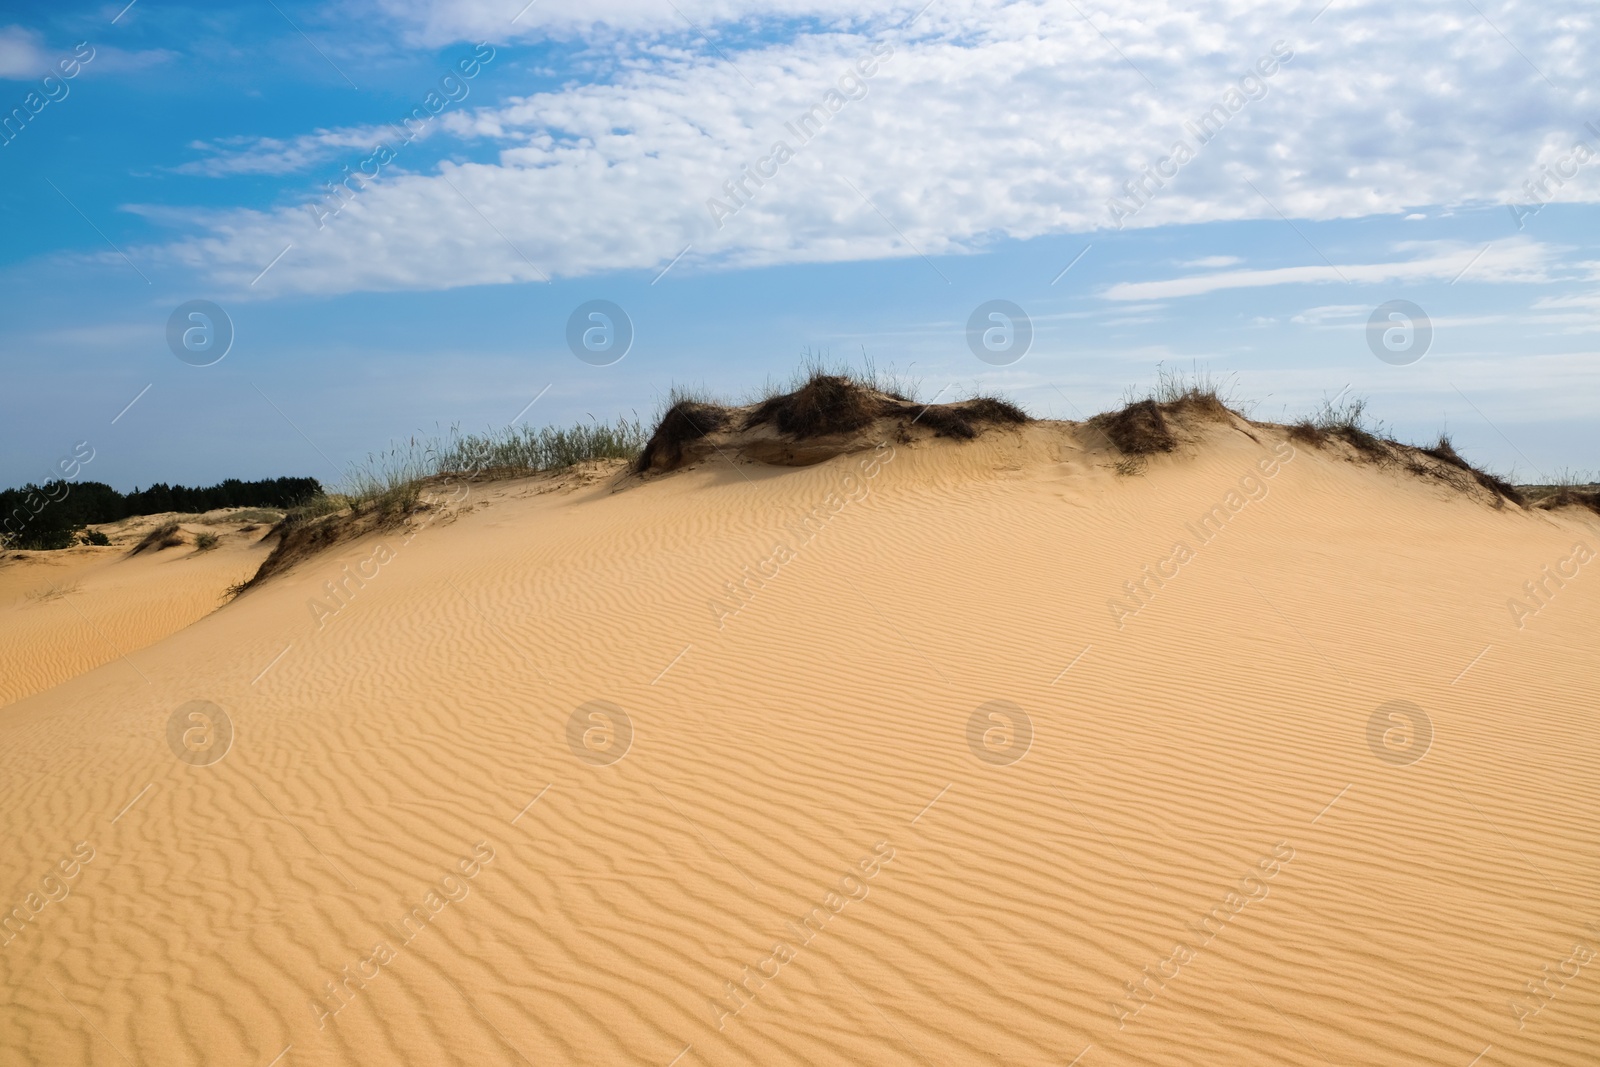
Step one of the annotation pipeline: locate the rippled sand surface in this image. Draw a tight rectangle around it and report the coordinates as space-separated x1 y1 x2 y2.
3 424 1596 1066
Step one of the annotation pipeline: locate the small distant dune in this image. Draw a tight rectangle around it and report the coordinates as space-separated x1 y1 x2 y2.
0 513 270 706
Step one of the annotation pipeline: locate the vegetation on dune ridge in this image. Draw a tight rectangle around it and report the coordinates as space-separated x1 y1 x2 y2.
333 418 648 521
1277 389 1529 508
1068 365 1548 512
229 418 648 596
1087 365 1244 457
634 362 1031 474
1516 474 1600 516
8 361 1567 591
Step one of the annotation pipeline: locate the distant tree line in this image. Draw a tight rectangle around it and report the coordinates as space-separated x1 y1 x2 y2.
1 476 322 550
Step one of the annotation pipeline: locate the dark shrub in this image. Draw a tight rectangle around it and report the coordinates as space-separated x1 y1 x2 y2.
744 374 884 437
634 400 732 473
1090 400 1176 454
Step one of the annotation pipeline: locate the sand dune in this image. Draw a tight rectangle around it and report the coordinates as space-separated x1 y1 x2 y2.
2 420 1597 1066
0 517 271 708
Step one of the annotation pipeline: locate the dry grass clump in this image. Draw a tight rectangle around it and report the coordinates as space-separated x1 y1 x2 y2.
745 374 882 437
234 504 387 595
194 532 221 552
634 393 733 474
1147 364 1240 420
1286 420 1325 446
635 367 1031 474
129 523 185 555
1088 365 1243 456
1289 395 1387 456
914 396 1031 440
1291 394 1524 508
1417 435 1525 506
1089 399 1177 455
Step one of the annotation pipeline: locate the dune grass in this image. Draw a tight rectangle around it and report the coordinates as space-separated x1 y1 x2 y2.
434 419 647 474
1283 392 1526 506
1087 365 1241 457
129 523 186 555
1142 363 1243 416
1289 392 1390 451
752 351 923 406
291 418 650 530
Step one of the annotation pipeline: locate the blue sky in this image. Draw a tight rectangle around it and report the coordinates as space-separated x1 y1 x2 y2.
2 0 1597 491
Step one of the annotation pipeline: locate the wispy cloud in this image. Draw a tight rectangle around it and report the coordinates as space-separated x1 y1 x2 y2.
1105 240 1563 302
0 25 47 78
177 126 411 176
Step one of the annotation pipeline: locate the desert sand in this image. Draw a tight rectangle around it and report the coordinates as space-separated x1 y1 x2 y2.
2 418 1597 1066
0 515 272 709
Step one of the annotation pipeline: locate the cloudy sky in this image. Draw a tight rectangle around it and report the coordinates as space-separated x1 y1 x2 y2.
2 0 1597 490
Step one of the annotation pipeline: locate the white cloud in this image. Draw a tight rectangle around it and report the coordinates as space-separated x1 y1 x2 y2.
178 127 419 176
0 25 47 78
0 28 170 81
1105 238 1562 301
370 0 905 43
1290 304 1368 326
137 0 1600 297
1182 255 1242 268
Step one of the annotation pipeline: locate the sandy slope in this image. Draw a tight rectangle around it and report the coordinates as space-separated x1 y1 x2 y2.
0 520 271 708
1 422 1597 1067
